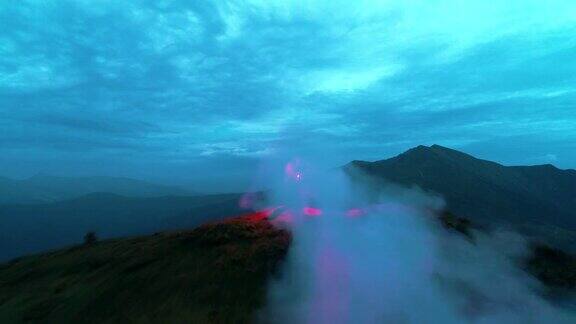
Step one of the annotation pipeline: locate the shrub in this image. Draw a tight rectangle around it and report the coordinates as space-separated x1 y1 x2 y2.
84 231 98 245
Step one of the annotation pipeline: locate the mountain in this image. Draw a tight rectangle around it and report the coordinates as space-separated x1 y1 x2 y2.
0 214 290 323
0 176 49 205
0 193 246 262
0 175 191 204
344 145 576 248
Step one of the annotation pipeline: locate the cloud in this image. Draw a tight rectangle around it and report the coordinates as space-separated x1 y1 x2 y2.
0 0 575 189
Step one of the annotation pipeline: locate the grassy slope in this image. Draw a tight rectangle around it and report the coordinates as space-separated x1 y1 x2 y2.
0 213 290 324
1 209 575 323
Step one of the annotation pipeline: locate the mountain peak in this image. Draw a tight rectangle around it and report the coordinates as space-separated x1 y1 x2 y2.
397 145 435 157
397 144 472 161
402 144 458 154
430 144 454 151
345 144 576 232
534 163 558 170
347 145 478 167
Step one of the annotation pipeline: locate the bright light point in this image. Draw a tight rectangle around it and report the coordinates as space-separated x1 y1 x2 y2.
284 160 304 182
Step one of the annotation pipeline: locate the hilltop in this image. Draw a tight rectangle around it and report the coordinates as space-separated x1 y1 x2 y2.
0 213 290 323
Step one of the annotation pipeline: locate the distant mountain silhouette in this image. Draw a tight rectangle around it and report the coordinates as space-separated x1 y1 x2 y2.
0 193 245 261
344 145 576 246
0 175 191 204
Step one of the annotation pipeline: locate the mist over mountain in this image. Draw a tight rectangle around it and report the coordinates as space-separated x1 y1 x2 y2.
345 145 576 249
3 145 576 262
1 145 576 322
0 175 192 204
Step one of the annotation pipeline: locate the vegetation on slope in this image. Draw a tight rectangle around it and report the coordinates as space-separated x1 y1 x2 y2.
0 213 290 324
527 244 576 291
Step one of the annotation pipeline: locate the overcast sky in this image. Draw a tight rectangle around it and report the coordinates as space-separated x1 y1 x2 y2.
1 0 575 192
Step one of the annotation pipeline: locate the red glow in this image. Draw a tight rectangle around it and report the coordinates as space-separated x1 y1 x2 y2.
237 208 275 223
303 207 323 216
232 204 374 225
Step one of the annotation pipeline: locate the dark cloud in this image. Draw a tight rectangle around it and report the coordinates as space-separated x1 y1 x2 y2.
0 1 575 191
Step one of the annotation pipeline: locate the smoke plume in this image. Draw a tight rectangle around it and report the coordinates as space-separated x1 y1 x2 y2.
254 158 575 323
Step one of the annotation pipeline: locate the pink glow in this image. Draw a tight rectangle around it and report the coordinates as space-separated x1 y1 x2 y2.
303 206 322 216
346 208 365 218
238 192 255 209
309 246 350 323
284 162 294 175
284 160 303 181
273 210 294 224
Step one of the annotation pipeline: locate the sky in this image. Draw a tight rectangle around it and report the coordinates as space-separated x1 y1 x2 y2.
1 0 575 192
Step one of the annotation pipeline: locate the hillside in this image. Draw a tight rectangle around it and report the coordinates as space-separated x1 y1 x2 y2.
0 175 191 204
0 193 245 262
0 213 290 323
344 145 576 249
1 209 575 323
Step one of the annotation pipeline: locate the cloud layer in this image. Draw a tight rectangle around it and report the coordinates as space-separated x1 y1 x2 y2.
1 0 575 190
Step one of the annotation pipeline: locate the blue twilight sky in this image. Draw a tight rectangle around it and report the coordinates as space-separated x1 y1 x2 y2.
1 0 575 192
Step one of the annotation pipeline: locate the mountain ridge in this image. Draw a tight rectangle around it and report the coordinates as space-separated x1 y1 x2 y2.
0 192 246 261
359 144 574 171
344 145 576 249
0 175 192 204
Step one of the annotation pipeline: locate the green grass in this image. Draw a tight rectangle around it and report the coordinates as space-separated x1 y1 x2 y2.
0 216 290 323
